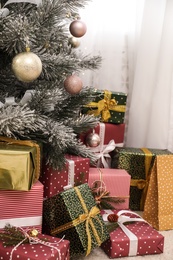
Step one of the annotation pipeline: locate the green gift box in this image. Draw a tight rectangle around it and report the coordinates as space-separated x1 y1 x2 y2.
82 89 127 124
111 147 172 211
43 183 109 258
0 136 41 191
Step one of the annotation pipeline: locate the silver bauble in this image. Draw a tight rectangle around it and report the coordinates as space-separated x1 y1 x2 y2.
68 36 80 48
85 133 100 147
12 51 42 83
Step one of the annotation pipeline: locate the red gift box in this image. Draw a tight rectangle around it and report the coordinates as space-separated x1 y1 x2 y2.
101 210 164 258
0 233 70 260
88 168 131 209
0 181 43 232
79 123 125 168
39 154 90 198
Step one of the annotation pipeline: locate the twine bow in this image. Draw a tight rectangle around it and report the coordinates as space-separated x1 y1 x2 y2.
8 227 63 260
51 186 102 256
85 90 126 121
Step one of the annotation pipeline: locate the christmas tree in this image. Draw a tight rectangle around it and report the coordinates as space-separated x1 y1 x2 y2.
0 0 101 169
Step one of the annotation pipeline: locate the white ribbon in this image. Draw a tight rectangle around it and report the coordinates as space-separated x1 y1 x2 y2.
95 139 116 168
63 159 75 190
20 89 35 105
102 209 147 256
0 216 42 228
4 0 42 7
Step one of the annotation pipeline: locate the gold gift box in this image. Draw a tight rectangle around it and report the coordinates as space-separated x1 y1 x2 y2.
0 137 40 191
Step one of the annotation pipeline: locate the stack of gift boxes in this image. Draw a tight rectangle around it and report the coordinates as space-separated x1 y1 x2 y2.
1 88 173 259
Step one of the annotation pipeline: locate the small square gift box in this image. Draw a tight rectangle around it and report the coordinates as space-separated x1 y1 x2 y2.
42 183 109 258
101 209 164 258
88 168 131 210
79 122 125 168
0 136 41 191
82 89 127 124
0 226 70 260
0 181 43 232
111 147 173 211
39 154 90 198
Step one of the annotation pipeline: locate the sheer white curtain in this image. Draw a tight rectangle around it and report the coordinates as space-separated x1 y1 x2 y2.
78 0 173 151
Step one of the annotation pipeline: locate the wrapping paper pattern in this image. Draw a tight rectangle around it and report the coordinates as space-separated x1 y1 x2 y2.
101 210 164 258
111 147 172 210
0 181 43 232
143 155 173 230
0 233 70 260
43 183 109 258
82 89 127 124
39 154 90 198
88 168 131 209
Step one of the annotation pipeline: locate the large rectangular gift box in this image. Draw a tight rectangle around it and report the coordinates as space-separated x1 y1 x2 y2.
111 147 173 211
0 233 70 260
0 136 41 191
39 154 90 198
0 181 43 232
82 89 127 124
88 168 131 209
101 209 164 258
42 183 109 258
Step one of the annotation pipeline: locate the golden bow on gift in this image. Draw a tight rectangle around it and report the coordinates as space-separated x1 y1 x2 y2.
85 90 126 121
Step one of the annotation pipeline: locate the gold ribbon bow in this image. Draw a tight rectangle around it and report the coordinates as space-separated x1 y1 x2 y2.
0 136 40 181
85 90 126 121
51 186 102 256
130 148 153 210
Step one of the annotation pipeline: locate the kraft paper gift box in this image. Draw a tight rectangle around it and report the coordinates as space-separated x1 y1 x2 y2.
101 209 164 258
39 154 90 198
0 181 43 232
42 183 109 258
82 89 127 124
0 136 41 191
111 147 172 211
79 122 125 168
143 155 173 231
88 168 131 209
0 232 70 260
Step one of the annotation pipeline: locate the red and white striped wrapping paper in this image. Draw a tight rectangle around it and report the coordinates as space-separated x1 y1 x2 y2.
0 181 43 232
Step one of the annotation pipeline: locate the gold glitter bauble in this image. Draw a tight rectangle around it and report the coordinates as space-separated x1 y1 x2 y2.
85 133 100 147
64 74 83 94
29 229 39 237
12 51 42 82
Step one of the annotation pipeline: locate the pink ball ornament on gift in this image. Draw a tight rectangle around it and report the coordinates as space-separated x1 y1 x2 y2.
64 74 83 94
69 19 87 38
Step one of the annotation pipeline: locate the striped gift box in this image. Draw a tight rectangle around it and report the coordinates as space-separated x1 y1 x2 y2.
0 181 43 232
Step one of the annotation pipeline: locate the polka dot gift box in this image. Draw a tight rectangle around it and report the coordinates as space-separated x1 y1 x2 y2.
0 233 70 260
111 147 173 211
143 155 173 231
101 209 164 258
81 89 127 124
39 154 90 199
